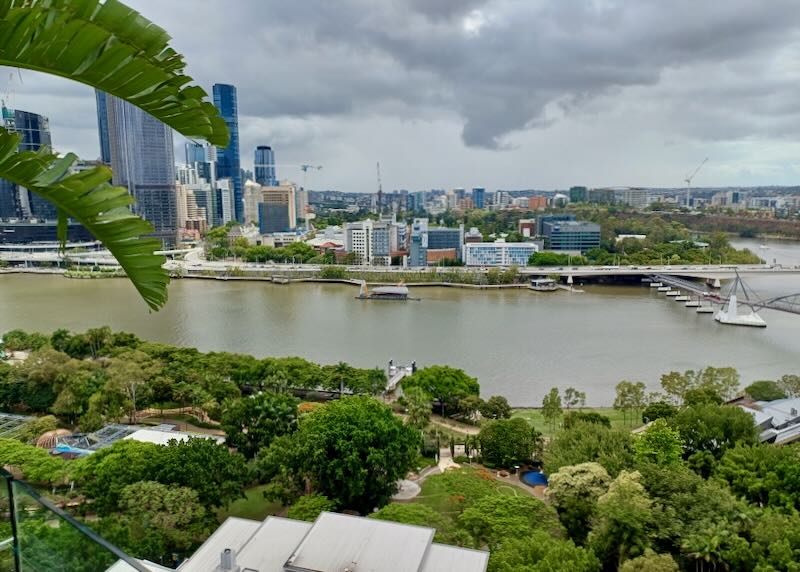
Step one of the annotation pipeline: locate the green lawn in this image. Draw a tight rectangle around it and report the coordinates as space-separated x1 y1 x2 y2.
412 466 517 517
512 407 643 437
216 484 282 523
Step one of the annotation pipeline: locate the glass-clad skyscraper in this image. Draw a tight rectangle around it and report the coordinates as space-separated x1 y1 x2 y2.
254 145 277 186
213 83 242 221
95 89 111 164
99 92 178 246
0 104 55 220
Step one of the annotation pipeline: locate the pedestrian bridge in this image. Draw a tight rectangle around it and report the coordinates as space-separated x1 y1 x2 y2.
520 264 800 279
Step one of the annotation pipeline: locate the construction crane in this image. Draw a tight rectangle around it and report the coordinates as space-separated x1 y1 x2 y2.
684 157 708 208
252 163 322 188
376 162 383 214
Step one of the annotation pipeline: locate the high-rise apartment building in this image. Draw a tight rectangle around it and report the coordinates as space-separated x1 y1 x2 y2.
100 92 177 245
213 83 242 222
254 145 277 186
0 103 55 220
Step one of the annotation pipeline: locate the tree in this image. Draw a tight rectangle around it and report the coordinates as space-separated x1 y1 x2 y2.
669 404 757 460
683 386 723 406
541 388 563 432
563 387 586 411
403 386 432 430
286 494 336 522
154 438 250 510
613 381 646 426
479 395 512 419
588 471 653 571
744 380 787 401
778 374 800 397
220 391 299 459
104 350 159 423
547 462 611 544
259 396 419 513
715 444 800 509
633 419 683 466
0 1 228 309
459 494 563 548
563 411 611 429
488 531 601 572
544 422 634 477
641 401 676 424
0 438 69 485
401 366 480 417
478 418 540 468
97 481 214 565
458 394 484 420
660 371 693 405
618 552 678 572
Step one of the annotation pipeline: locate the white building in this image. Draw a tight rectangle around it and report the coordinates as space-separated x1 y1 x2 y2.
464 239 539 266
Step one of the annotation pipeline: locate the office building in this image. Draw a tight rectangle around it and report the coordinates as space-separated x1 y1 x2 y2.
569 186 588 203
1 103 56 220
465 227 483 243
213 83 242 222
428 225 464 259
408 219 464 265
408 218 429 266
94 89 111 164
464 239 539 267
254 145 277 186
100 93 177 245
344 219 402 265
295 187 308 226
536 213 576 235
587 188 615 205
243 181 297 234
472 187 485 209
0 220 93 244
185 141 207 165
542 220 601 252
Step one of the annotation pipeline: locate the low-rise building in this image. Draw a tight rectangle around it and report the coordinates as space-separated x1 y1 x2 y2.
738 397 800 445
464 239 539 266
542 220 601 253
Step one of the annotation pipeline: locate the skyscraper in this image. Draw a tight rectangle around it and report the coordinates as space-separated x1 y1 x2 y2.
100 92 178 245
213 83 242 222
254 145 277 186
185 141 207 165
472 188 485 209
95 89 111 164
1 103 55 220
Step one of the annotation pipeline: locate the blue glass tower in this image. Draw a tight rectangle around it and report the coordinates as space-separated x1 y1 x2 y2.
254 145 277 186
213 84 242 222
185 142 207 164
472 187 485 209
0 104 55 219
95 89 111 164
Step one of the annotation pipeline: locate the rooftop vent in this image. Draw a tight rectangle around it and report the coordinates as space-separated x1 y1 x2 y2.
216 548 240 572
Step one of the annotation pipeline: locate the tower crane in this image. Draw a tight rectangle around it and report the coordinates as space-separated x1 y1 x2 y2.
376 162 383 214
684 157 708 208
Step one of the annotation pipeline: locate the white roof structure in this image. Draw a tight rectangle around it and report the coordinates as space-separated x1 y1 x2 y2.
739 397 800 445
123 428 225 446
178 512 488 572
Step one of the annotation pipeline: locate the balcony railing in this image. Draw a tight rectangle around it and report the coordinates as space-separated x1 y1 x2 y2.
0 468 149 572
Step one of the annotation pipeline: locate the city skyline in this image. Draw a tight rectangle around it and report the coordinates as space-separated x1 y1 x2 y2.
1 1 800 192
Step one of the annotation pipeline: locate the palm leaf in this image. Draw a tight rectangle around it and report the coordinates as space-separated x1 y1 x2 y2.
0 127 168 310
0 0 229 146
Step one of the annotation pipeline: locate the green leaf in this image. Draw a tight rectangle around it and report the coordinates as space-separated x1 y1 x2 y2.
0 127 168 310
0 0 229 146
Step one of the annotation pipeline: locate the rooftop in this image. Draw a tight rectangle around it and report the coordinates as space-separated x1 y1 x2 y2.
178 512 488 572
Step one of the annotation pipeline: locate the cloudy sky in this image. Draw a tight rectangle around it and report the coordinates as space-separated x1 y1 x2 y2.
3 0 800 192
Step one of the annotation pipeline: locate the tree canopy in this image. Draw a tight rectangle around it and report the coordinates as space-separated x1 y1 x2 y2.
401 366 480 416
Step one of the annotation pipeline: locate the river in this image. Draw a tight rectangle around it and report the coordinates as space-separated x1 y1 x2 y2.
1 238 799 406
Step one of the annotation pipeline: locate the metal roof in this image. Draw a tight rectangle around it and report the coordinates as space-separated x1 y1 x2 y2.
177 517 260 572
285 512 434 572
420 543 490 572
237 517 313 572
123 428 225 446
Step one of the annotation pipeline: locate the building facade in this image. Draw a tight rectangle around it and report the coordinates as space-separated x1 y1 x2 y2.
536 213 576 235
1 104 55 220
101 93 177 245
213 83 242 222
254 145 277 186
613 188 650 209
542 220 601 252
94 89 111 164
569 186 588 203
472 187 485 209
464 240 539 266
243 181 297 234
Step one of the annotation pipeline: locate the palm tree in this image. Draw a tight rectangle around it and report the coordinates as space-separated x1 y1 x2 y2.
0 0 228 310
